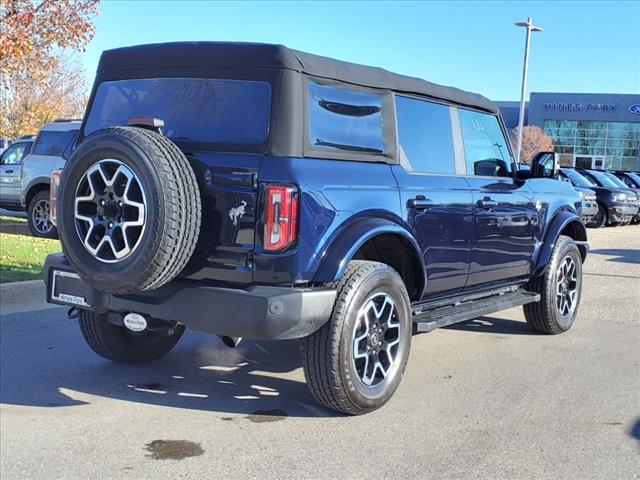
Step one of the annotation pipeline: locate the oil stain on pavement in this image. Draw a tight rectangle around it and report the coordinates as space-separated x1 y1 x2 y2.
246 409 288 423
145 440 204 460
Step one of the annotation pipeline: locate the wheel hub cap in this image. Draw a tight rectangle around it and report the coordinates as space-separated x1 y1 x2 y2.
556 255 578 317
74 159 147 263
352 292 401 387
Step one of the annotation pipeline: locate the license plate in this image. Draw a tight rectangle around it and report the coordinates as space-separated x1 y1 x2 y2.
50 270 91 307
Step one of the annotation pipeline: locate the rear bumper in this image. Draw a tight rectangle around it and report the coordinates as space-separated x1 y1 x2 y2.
44 254 336 340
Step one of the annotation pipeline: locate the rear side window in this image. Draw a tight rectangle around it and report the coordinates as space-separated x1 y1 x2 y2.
32 130 78 156
459 109 512 177
308 82 384 154
395 96 454 174
85 78 272 144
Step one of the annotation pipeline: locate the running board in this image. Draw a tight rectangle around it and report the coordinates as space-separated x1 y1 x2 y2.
412 290 540 333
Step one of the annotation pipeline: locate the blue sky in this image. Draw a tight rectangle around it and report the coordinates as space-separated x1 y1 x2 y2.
81 0 640 100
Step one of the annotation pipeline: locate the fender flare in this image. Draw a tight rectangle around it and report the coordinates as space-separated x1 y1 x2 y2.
21 177 50 208
531 210 588 277
312 216 426 298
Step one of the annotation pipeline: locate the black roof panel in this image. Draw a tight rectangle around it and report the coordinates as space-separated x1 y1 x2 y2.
98 42 498 113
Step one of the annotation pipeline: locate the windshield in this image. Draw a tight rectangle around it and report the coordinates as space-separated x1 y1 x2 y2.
626 172 640 187
85 78 272 144
561 169 594 188
585 170 624 188
602 171 630 189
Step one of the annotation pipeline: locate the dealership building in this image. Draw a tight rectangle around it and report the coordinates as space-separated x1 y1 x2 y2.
497 92 640 171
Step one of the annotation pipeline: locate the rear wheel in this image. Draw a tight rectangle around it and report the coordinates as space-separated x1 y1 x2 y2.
301 261 412 415
79 311 184 364
586 203 607 228
27 191 57 238
524 235 582 334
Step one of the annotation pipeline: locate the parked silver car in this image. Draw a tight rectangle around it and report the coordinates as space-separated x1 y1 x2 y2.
0 120 80 237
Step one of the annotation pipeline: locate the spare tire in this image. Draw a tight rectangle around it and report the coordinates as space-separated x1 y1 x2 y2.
57 126 201 294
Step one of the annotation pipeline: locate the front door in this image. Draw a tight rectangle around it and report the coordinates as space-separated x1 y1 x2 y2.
457 108 537 288
0 143 27 205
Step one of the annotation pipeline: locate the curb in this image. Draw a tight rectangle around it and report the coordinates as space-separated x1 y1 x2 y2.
0 279 57 316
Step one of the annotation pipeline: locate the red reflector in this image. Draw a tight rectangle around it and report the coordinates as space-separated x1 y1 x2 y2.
264 185 298 252
50 169 63 226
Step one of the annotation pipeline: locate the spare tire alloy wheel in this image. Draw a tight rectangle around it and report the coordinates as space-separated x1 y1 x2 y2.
74 159 146 263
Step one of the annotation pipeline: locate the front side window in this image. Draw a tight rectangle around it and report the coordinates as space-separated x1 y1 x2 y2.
1 144 26 165
459 109 512 177
32 130 77 156
308 82 384 154
85 78 272 144
395 96 454 174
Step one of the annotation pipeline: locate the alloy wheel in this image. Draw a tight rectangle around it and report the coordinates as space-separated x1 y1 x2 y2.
351 292 401 387
74 159 147 263
556 255 579 317
32 198 53 234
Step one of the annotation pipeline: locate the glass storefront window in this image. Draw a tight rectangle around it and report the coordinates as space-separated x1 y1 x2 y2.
620 157 639 170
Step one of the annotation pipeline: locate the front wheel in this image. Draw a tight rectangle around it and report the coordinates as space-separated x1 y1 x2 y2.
301 261 412 415
586 203 606 228
28 191 58 238
524 235 583 334
79 311 184 364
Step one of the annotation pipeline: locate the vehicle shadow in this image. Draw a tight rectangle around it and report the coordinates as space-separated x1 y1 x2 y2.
0 308 339 419
589 248 640 265
443 316 537 335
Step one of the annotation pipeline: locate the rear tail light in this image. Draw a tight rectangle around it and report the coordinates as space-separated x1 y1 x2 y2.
264 185 298 252
50 169 62 226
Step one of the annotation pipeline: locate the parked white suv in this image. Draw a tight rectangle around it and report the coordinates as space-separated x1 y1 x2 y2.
0 120 80 238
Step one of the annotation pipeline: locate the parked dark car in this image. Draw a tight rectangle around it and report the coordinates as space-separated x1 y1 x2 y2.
44 42 588 415
611 171 640 224
575 168 639 227
555 168 598 225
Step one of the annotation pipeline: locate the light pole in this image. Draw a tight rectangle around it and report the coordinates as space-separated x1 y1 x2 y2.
515 17 542 164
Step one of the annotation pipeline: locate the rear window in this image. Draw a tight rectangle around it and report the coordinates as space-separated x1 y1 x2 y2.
308 82 384 154
32 130 78 156
84 78 272 144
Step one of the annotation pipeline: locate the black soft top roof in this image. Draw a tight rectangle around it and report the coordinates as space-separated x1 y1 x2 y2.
98 42 498 114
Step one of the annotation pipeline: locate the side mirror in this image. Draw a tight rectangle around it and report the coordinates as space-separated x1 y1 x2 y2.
531 151 559 179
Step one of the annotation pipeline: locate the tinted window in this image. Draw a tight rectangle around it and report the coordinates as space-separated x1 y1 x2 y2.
560 168 594 188
459 109 512 177
308 82 384 154
602 171 629 188
395 96 454 174
625 172 640 187
85 78 272 144
32 130 77 156
583 170 620 188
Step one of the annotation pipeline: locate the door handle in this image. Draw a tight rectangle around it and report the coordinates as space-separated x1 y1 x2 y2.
5 169 13 174
408 196 434 210
478 197 498 209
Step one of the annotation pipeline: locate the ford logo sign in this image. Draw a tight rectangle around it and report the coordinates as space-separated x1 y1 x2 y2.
629 103 640 115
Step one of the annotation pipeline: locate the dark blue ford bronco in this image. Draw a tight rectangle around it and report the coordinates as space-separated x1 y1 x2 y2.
44 42 588 415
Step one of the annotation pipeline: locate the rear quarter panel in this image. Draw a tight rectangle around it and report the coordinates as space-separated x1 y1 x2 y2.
20 154 66 207
254 156 403 284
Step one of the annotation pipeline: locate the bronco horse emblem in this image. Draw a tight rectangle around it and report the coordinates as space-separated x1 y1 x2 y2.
228 201 247 226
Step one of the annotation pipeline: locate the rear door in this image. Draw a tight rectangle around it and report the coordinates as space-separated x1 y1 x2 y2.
458 108 537 287
392 96 473 296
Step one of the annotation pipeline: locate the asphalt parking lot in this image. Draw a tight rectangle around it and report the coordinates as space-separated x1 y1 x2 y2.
1 226 639 479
